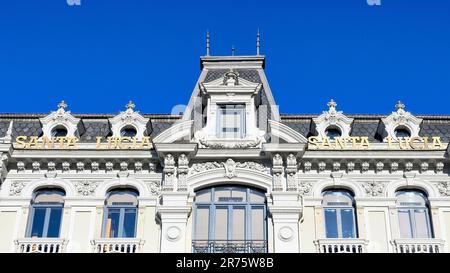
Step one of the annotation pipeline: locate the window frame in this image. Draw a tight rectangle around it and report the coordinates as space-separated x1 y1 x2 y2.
322 190 357 239
102 190 139 238
216 104 246 139
396 190 433 239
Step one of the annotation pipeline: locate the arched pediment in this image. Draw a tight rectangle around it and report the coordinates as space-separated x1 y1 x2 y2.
153 120 193 143
268 120 308 143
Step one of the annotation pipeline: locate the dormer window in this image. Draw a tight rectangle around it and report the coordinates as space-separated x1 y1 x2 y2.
394 126 411 138
325 126 342 140
217 104 246 138
120 125 138 138
51 126 68 137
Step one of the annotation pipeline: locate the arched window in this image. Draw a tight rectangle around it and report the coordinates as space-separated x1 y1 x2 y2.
192 186 267 253
51 126 68 137
322 189 357 238
103 189 139 238
325 126 342 140
396 190 433 238
394 126 411 138
120 126 137 138
27 188 65 238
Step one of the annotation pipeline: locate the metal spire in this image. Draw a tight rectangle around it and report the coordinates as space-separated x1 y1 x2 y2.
206 31 210 56
256 28 261 55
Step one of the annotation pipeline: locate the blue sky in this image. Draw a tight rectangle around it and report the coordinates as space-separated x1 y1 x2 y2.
0 0 449 115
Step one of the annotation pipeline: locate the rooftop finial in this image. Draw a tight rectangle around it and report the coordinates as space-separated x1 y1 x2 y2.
256 28 261 55
126 100 135 111
58 100 67 110
231 45 236 56
327 99 337 109
396 100 405 111
206 30 211 56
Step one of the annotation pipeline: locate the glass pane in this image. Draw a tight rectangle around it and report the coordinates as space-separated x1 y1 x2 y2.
230 188 246 203
196 191 211 203
195 207 210 240
122 209 137 238
341 209 356 238
214 207 228 240
251 207 264 240
324 209 338 238
30 208 46 238
414 209 431 238
46 207 62 238
250 191 265 204
398 210 413 238
105 208 121 238
232 207 245 240
215 188 231 203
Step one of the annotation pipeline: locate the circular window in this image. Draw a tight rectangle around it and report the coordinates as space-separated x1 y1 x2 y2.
51 126 68 137
120 126 137 137
394 127 411 138
325 126 342 140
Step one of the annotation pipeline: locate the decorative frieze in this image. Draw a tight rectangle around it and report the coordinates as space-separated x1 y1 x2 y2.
318 162 326 173
298 181 313 196
362 181 386 197
190 160 267 175
32 162 40 173
47 161 56 172
17 161 25 172
404 162 413 172
91 162 99 173
163 154 176 191
105 162 114 172
9 181 26 196
376 162 384 173
77 162 85 172
390 162 399 173
332 162 341 172
134 162 143 173
436 162 444 174
361 162 369 173
147 181 161 196
286 154 298 191
272 154 284 191
303 161 312 172
73 180 99 196
436 182 450 196
62 162 70 172
120 162 128 172
420 162 429 173
177 154 189 191
149 162 156 173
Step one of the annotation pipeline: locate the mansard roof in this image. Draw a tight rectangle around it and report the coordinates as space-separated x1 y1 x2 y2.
2 113 450 143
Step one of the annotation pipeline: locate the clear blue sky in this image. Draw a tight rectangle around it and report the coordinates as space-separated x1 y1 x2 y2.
0 0 449 115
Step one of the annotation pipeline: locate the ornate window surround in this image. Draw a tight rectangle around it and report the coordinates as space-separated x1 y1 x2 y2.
313 99 353 139
382 101 422 142
109 101 150 140
40 101 80 138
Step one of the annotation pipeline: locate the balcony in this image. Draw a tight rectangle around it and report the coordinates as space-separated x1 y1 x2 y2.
15 238 68 253
391 238 445 253
192 240 267 253
314 238 369 253
91 238 145 253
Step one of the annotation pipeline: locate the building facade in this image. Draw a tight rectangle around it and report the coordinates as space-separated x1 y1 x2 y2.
1 54 450 253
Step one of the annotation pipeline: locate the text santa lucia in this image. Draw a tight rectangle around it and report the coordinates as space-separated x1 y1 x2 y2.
14 136 152 149
308 136 445 150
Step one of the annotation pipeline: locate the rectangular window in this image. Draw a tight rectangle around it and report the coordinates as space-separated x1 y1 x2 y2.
398 210 413 238
30 208 46 238
122 208 137 238
105 208 121 238
340 209 356 238
215 207 228 241
104 207 137 238
217 104 246 138
29 206 63 238
46 207 62 238
414 209 431 238
195 207 210 240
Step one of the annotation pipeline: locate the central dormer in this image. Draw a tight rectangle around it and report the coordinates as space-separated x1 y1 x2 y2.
195 68 265 148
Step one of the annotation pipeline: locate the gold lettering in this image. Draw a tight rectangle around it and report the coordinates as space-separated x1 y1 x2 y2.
67 137 78 148
27 137 39 149
398 138 409 150
15 136 27 148
409 136 424 150
141 137 152 149
96 137 103 149
360 137 371 149
432 137 444 149
387 137 396 149
334 137 348 149
41 136 54 149
422 137 429 149
322 137 332 149
348 137 360 149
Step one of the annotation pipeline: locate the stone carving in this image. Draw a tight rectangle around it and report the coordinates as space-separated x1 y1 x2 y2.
223 159 237 179
148 162 156 173
303 161 312 172
134 162 143 173
190 161 267 175
361 162 370 173
272 154 284 191
77 162 85 172
17 161 25 172
318 162 326 172
10 181 26 196
382 101 422 141
362 181 386 197
436 162 444 174
436 182 450 197
420 162 429 173
47 161 56 172
405 162 413 172
91 162 99 172
390 162 399 173
298 182 313 196
313 99 353 139
177 154 189 191
286 154 298 191
147 181 161 195
120 161 128 172
62 161 70 172
32 161 40 172
198 137 262 149
332 162 341 172
74 180 99 196
376 162 384 173
347 162 355 172
106 162 114 172
163 154 176 191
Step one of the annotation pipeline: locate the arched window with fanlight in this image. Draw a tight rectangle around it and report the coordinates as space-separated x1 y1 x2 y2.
27 188 65 238
322 189 357 238
102 189 139 238
192 186 267 253
325 126 342 140
396 189 433 238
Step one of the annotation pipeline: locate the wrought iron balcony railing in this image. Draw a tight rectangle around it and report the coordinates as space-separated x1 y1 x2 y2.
314 238 369 253
192 240 267 253
15 238 68 253
391 238 445 253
